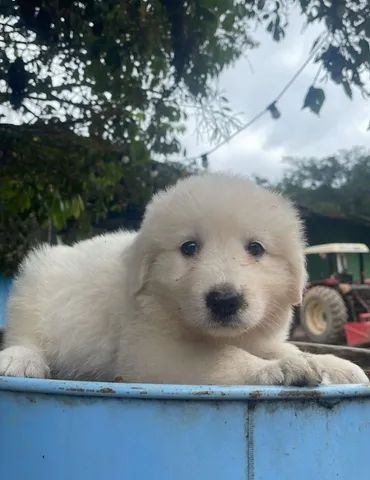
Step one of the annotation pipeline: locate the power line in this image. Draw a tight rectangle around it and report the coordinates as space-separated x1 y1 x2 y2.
165 32 328 166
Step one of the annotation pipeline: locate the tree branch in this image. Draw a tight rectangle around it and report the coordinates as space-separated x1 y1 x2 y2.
27 94 95 112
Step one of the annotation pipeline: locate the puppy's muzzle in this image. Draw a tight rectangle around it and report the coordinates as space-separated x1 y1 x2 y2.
205 284 246 321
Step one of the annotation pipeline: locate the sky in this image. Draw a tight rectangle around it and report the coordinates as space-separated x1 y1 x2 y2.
180 12 370 182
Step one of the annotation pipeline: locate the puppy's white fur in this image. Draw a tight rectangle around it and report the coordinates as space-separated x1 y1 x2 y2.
0 174 368 385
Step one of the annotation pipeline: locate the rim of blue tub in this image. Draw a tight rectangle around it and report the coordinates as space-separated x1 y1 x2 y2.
1 376 370 400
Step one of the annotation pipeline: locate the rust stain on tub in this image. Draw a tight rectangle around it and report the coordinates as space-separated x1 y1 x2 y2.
191 390 228 397
278 390 322 399
249 390 263 399
192 390 212 396
98 387 116 394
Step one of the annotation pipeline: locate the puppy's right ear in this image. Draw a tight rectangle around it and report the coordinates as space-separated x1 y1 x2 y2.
126 233 153 296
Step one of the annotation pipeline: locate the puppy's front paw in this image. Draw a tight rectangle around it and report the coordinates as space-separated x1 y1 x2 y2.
0 346 50 378
253 354 322 386
309 354 369 385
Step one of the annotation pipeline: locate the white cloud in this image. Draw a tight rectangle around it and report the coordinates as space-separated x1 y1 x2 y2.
209 127 288 180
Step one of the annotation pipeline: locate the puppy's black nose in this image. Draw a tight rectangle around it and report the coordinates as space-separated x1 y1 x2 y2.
206 285 245 319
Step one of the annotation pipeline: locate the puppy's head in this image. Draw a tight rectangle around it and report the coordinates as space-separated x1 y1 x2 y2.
128 173 306 337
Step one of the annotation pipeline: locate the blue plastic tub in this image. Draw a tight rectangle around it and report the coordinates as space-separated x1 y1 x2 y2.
1 377 370 480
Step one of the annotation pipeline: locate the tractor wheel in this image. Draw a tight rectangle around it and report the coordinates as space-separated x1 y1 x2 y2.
300 286 347 344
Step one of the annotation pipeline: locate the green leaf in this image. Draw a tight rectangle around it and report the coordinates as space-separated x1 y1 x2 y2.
201 154 209 169
302 86 326 115
342 81 352 99
267 102 281 119
223 13 235 31
70 195 84 218
359 39 370 61
50 210 65 230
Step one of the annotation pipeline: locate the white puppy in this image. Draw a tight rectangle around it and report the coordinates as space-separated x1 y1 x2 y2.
0 173 368 385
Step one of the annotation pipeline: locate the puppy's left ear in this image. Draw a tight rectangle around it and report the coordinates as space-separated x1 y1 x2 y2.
126 233 154 296
288 249 307 305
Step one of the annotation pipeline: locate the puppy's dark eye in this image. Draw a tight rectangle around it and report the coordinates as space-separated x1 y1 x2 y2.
180 241 199 257
246 241 265 258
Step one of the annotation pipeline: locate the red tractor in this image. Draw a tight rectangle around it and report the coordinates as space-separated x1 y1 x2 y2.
297 243 370 347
